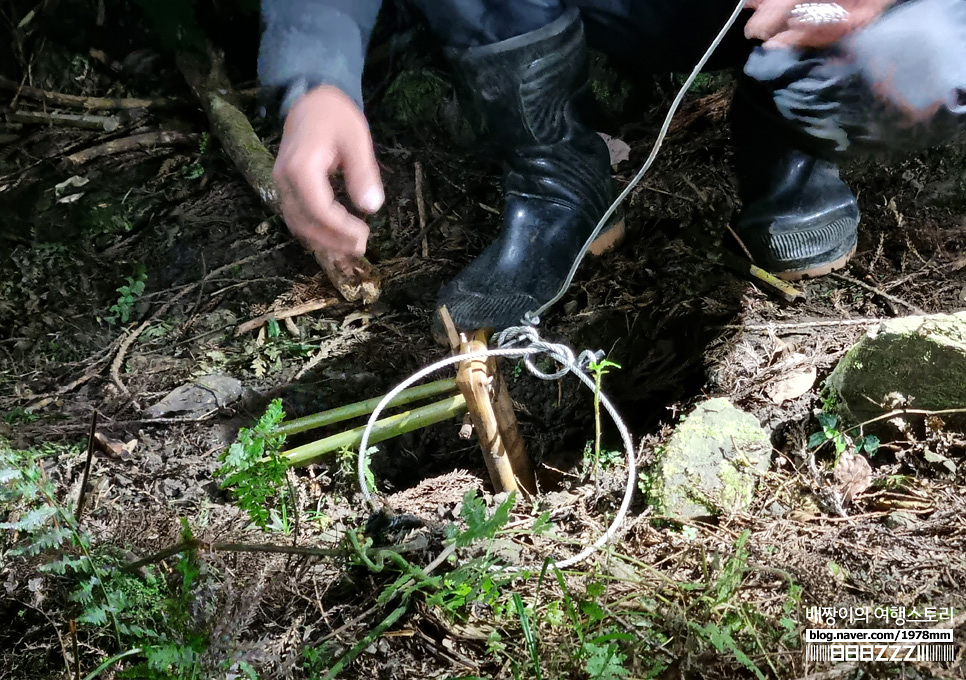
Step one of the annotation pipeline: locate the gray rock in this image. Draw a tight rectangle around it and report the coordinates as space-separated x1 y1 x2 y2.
826 313 966 433
766 501 789 518
144 374 243 418
884 510 919 529
649 398 771 520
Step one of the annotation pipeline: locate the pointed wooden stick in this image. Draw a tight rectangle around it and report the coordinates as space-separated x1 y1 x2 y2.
273 378 458 437
439 307 535 495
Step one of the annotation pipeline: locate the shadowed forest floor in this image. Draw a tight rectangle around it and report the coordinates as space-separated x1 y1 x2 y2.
1 4 966 679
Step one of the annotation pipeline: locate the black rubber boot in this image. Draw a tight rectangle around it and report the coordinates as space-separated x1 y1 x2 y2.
731 82 860 280
437 9 621 331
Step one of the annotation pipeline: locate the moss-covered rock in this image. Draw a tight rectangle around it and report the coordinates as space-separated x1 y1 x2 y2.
649 398 771 520
826 313 966 432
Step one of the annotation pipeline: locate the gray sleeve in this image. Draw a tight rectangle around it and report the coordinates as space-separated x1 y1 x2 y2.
258 0 383 117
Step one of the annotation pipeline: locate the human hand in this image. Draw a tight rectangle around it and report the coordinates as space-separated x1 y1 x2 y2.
273 85 384 257
745 0 895 48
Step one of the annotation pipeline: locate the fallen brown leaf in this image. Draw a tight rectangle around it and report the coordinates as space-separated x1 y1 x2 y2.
832 451 873 506
766 364 817 404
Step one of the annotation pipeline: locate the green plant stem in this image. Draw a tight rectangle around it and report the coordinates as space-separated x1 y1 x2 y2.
273 378 458 437
593 371 603 484
74 411 98 524
514 593 543 680
282 394 467 467
323 600 409 680
81 648 142 680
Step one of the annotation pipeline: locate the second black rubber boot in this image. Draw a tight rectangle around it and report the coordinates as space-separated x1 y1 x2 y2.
437 9 621 331
731 81 860 280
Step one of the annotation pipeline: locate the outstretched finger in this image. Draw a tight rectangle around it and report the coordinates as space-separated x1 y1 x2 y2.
337 125 384 215
745 0 799 41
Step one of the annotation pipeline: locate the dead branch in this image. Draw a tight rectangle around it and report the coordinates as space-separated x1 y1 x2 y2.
122 536 429 574
830 272 926 315
235 297 340 336
65 130 198 165
174 47 380 304
0 76 183 110
7 109 119 131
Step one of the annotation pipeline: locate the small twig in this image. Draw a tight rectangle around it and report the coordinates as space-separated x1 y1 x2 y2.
414 160 429 258
235 297 339 336
640 183 695 203
843 406 966 434
66 130 198 166
121 536 430 574
73 411 98 524
721 318 889 331
830 272 926 315
0 76 182 110
399 194 467 256
285 470 300 554
13 599 72 674
724 222 755 262
412 627 478 670
7 109 119 131
26 358 114 411
70 620 79 680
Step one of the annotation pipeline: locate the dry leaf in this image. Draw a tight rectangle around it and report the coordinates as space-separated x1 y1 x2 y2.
54 175 89 196
832 451 873 505
93 432 138 460
341 310 372 328
598 132 631 167
766 365 816 404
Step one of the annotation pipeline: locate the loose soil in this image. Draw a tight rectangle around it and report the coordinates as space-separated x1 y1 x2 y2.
2 9 966 679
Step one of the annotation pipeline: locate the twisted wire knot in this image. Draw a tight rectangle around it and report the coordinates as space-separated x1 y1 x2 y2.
496 326 603 381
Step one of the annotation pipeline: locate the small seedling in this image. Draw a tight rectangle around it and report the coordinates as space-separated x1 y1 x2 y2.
586 357 622 483
216 399 291 531
808 412 880 462
107 264 148 324
183 132 211 180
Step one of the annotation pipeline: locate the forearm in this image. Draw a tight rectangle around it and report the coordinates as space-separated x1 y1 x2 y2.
258 0 382 117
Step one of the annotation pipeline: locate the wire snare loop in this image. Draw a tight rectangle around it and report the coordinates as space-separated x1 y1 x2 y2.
358 326 636 571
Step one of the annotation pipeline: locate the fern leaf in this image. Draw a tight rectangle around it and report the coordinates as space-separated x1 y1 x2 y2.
0 504 57 531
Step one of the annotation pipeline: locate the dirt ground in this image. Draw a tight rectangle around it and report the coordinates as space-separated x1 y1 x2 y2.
2 7 966 680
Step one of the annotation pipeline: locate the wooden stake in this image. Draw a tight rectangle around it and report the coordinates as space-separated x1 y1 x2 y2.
457 332 519 494
488 358 536 493
439 307 535 495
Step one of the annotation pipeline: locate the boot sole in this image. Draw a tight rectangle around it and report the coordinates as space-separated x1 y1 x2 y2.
773 245 856 282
